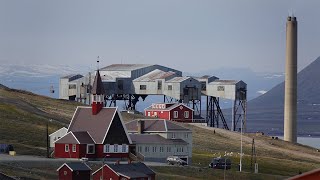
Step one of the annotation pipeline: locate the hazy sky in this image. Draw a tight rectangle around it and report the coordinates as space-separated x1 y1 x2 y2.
1 0 320 73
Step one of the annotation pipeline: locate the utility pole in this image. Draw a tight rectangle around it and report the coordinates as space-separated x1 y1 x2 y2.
46 121 49 158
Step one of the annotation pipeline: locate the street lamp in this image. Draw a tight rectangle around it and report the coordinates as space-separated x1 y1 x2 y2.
102 154 110 180
46 119 53 158
240 118 243 172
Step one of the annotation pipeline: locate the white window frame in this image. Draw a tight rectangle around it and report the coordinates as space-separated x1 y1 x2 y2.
122 144 126 152
173 111 178 118
104 144 110 153
65 144 69 152
184 111 189 118
185 133 189 138
72 144 76 152
172 133 176 139
114 144 118 153
86 144 95 154
147 112 151 117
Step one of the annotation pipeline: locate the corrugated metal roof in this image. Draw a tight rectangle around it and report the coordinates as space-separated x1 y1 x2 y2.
57 162 91 172
125 119 190 132
209 80 239 85
107 162 154 178
133 69 176 82
100 64 152 71
165 76 191 83
129 134 188 145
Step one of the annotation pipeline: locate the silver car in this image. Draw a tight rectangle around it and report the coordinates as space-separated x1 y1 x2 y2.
166 156 188 166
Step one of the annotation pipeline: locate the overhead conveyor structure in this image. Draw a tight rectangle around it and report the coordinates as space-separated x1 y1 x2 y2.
59 64 247 132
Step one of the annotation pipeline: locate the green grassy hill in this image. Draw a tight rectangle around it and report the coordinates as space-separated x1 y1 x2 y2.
1 84 320 179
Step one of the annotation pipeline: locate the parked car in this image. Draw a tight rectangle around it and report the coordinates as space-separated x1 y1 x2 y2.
167 156 188 166
209 157 231 170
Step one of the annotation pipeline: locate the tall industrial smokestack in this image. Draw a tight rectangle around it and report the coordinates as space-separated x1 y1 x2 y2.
284 16 297 143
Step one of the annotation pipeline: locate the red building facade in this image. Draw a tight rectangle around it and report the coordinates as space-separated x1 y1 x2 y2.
57 162 91 180
145 103 193 122
92 162 155 180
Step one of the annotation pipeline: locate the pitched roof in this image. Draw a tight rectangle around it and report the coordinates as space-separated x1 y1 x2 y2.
91 70 105 94
287 168 320 180
145 103 194 111
93 162 155 178
165 76 192 83
67 107 117 144
130 134 188 145
100 64 152 71
73 131 95 144
54 132 80 144
0 172 17 180
125 119 190 133
57 162 91 172
49 127 67 137
133 69 176 82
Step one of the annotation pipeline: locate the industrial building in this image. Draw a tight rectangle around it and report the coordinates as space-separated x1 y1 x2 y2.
59 64 247 131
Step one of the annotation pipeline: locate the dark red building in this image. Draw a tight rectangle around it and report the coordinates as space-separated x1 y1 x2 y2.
288 168 320 180
57 162 91 180
55 70 132 159
145 103 193 122
92 162 155 180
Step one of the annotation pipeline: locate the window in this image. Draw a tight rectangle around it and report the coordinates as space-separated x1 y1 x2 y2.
172 133 176 139
160 147 164 153
147 112 151 116
104 144 110 153
185 133 189 138
184 111 189 118
64 171 68 175
54 137 57 141
72 144 76 152
93 95 97 101
154 112 157 117
65 144 69 152
174 111 178 118
152 146 156 152
201 82 206 91
140 85 146 90
68 84 76 89
138 146 142 153
217 86 225 91
118 80 123 90
157 80 162 90
168 85 172 90
167 147 171 152
145 146 149 152
87 144 95 154
122 144 126 152
114 144 118 152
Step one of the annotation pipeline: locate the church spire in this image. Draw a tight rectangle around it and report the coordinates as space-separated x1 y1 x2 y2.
91 59 105 115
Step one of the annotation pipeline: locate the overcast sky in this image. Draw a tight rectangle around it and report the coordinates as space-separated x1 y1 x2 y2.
1 0 320 73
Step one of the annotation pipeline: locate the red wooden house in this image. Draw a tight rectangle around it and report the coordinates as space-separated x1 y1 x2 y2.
57 162 91 180
144 103 194 122
92 162 155 180
55 70 132 159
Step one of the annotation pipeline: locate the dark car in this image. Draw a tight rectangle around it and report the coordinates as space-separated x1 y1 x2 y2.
166 156 188 166
209 157 231 170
